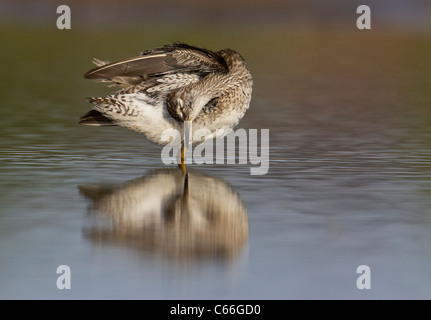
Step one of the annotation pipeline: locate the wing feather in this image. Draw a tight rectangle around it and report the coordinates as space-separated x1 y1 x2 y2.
83 42 228 82
84 54 170 80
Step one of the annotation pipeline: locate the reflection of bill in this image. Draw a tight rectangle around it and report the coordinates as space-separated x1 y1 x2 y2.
79 169 248 261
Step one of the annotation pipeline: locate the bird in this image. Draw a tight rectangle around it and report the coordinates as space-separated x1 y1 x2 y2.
79 42 253 168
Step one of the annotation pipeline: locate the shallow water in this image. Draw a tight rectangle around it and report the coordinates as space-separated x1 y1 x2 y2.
1 26 431 299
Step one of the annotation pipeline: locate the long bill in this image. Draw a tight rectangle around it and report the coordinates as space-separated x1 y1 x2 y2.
182 120 192 165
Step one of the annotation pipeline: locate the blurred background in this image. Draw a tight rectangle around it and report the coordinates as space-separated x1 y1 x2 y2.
1 0 431 299
2 0 431 28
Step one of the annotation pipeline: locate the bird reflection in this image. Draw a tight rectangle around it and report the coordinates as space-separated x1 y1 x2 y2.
78 168 248 262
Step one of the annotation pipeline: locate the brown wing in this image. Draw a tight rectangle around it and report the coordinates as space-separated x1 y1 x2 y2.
83 42 228 82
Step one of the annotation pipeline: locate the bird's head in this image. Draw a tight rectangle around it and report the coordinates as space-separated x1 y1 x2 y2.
167 90 208 123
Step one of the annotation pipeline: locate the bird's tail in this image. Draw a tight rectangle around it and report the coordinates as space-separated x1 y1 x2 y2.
79 109 117 126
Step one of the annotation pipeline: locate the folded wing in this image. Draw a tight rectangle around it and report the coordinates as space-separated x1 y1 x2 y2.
83 42 228 84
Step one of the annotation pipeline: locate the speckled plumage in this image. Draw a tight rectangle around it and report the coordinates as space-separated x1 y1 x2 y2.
80 43 253 145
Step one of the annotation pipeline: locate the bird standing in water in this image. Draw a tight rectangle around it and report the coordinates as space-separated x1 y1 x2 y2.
80 43 253 169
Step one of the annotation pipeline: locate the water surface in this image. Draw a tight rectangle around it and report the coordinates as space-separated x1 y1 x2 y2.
1 26 431 299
